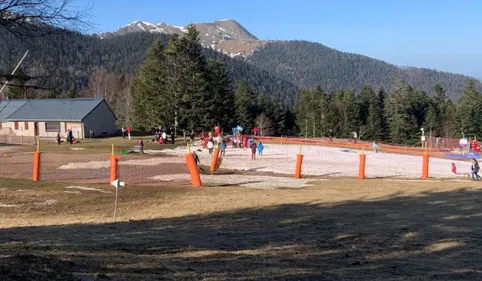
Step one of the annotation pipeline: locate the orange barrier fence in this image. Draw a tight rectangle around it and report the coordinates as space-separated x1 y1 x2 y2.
255 136 450 155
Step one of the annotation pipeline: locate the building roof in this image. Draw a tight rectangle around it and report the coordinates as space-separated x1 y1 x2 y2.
0 98 115 122
0 100 28 122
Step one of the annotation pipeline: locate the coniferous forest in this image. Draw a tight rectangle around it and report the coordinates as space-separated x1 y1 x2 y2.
1 24 482 144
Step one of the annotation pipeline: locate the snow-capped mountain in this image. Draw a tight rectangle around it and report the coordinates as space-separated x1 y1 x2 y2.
99 19 263 57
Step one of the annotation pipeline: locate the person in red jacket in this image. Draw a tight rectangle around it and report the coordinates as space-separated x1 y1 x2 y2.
127 126 132 140
250 141 257 160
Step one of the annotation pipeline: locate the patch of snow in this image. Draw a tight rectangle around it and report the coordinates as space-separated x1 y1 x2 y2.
70 147 86 150
205 33 209 36
223 34 232 40
160 144 471 179
58 157 184 170
35 199 57 206
217 27 227 32
229 52 241 58
64 191 82 195
174 26 187 33
219 18 232 21
211 44 216 49
0 203 19 208
65 186 112 194
136 23 146 31
150 174 318 189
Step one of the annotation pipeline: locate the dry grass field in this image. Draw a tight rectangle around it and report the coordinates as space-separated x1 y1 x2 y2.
1 176 482 280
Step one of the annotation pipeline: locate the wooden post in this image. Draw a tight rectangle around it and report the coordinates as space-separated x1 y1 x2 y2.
294 154 303 179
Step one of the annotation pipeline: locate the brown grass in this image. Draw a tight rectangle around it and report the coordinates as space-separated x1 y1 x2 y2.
1 178 482 280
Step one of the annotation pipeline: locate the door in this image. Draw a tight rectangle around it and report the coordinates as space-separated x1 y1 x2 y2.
34 122 39 136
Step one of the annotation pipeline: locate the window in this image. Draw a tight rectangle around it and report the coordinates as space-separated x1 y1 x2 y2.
45 122 60 132
24 122 29 130
14 122 18 130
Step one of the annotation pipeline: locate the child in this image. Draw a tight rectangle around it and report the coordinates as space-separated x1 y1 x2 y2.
471 158 480 181
56 133 61 145
207 140 214 155
220 141 226 156
139 138 144 154
373 141 379 153
257 142 264 156
250 141 257 160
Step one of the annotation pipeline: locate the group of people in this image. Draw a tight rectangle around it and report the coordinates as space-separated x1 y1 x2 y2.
152 129 175 144
121 126 132 140
56 129 74 144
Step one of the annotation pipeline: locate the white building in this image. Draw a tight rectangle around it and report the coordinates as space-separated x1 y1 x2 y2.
0 98 117 139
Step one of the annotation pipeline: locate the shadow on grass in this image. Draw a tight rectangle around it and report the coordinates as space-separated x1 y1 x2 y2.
1 188 482 280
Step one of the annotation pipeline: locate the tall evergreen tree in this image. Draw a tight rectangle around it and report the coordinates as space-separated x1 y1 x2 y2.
7 68 28 99
342 89 359 137
207 59 236 131
377 87 388 140
456 80 480 137
66 82 78 98
423 104 438 136
386 80 417 144
132 40 169 130
294 88 312 137
234 79 257 131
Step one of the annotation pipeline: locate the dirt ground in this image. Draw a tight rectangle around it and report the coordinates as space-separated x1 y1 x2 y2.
0 140 189 185
1 177 482 280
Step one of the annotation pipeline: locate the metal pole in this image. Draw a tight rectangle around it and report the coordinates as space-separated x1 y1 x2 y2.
114 185 119 222
0 50 29 97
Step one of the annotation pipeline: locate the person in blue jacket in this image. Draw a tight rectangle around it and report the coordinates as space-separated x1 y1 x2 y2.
220 141 226 156
257 142 264 156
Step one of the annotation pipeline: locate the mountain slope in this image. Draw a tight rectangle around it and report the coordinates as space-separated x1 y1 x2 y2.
99 19 261 57
247 40 481 99
0 29 298 105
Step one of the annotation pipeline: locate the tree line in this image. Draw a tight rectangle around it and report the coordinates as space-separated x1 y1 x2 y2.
294 79 482 144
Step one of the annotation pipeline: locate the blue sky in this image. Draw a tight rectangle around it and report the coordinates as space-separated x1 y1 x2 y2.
81 0 482 79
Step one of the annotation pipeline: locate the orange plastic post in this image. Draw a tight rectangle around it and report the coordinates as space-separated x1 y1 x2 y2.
421 153 429 179
109 155 120 183
185 153 202 187
32 151 41 181
294 154 303 179
358 153 366 179
210 146 221 174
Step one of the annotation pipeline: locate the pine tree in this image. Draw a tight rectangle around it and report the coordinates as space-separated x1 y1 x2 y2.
7 68 28 99
66 82 78 98
377 87 388 140
294 89 312 137
234 79 256 131
256 91 270 116
456 80 480 137
386 80 417 144
268 98 283 134
423 104 438 136
178 24 212 130
432 83 448 136
132 40 169 130
342 89 359 138
313 85 331 137
207 59 236 131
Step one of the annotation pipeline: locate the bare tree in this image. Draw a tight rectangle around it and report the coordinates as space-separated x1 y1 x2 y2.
87 68 118 104
255 113 275 136
0 0 92 38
